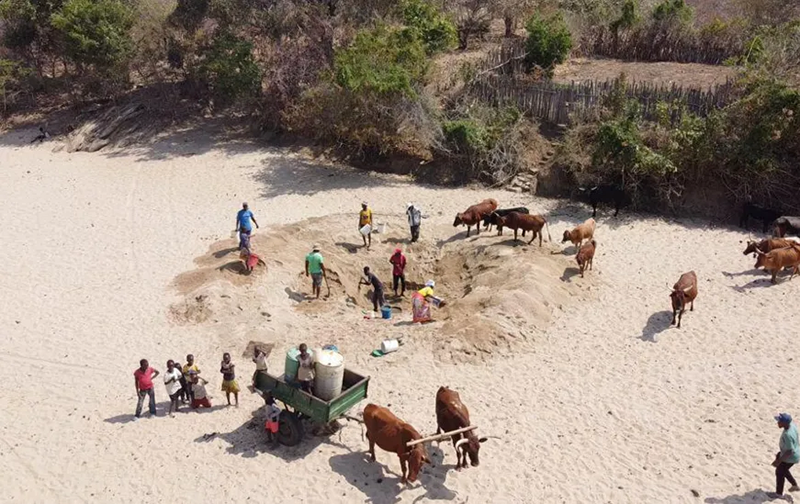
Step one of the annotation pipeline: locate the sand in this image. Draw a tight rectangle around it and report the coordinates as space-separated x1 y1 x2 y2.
1 125 799 504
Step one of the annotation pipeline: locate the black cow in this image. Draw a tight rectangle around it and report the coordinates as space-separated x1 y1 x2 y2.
484 207 530 235
740 202 782 233
579 185 630 217
774 216 800 238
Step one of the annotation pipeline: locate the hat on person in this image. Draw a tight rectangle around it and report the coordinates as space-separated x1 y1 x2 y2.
312 244 320 252
425 279 435 287
406 202 413 209
776 413 793 424
243 202 248 207
362 201 368 206
394 248 402 254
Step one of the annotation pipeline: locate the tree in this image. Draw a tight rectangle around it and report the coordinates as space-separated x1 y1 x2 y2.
50 0 134 70
524 12 573 75
197 31 261 103
399 0 457 55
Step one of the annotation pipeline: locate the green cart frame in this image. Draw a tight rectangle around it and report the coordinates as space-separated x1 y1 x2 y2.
254 368 370 446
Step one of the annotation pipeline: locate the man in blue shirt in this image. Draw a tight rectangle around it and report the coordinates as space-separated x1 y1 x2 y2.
235 202 259 249
770 412 800 498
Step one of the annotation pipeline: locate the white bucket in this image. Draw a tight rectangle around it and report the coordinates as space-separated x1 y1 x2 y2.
381 339 399 354
314 350 345 401
375 223 387 234
359 224 372 236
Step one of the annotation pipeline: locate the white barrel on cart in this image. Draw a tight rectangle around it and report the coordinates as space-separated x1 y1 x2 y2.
314 350 345 401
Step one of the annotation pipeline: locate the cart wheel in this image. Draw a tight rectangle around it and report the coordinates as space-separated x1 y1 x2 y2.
277 410 304 446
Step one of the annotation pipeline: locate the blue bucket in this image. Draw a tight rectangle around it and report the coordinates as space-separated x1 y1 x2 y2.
380 305 392 320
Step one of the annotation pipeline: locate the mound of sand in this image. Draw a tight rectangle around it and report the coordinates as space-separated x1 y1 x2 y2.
169 213 591 361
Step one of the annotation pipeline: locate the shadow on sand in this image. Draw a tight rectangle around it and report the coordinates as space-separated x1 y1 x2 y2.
705 488 792 503
328 442 456 504
640 310 674 343
560 267 581 282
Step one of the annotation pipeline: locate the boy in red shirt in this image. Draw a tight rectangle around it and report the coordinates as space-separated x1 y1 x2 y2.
134 359 160 419
389 248 407 297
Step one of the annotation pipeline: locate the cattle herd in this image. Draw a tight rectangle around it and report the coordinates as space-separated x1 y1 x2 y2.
361 197 800 486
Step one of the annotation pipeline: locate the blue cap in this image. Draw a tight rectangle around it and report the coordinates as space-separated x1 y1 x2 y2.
775 413 793 424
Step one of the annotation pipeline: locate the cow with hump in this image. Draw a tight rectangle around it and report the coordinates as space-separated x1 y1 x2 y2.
435 386 487 470
363 403 431 484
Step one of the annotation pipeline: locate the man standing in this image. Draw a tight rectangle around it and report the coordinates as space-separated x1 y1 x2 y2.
359 266 385 312
134 359 160 419
406 203 422 243
359 202 373 249
389 248 407 297
770 413 800 498
235 202 259 249
305 244 326 299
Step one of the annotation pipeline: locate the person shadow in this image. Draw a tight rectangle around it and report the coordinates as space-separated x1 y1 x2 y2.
640 310 674 342
704 488 793 503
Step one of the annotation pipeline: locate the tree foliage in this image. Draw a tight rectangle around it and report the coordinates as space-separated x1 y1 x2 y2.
333 25 428 97
50 0 134 69
399 0 457 55
196 31 261 103
524 12 573 75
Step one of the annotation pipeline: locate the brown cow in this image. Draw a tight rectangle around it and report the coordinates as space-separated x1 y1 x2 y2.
742 238 794 257
562 218 596 249
495 212 552 246
755 243 800 284
435 386 487 470
576 239 596 277
363 403 431 484
453 199 499 237
670 271 698 329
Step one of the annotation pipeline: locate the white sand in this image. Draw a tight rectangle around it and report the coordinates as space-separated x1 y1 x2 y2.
1 126 798 504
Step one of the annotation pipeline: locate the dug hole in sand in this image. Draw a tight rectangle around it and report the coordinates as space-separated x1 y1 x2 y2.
169 213 593 362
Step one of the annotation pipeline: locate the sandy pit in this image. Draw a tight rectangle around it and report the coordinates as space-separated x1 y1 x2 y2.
2 125 799 504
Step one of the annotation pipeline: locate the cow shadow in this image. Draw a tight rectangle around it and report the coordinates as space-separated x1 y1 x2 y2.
552 245 578 256
704 488 791 503
640 310 674 342
328 445 456 504
560 267 581 282
731 277 780 292
721 269 760 278
335 242 363 254
436 230 485 246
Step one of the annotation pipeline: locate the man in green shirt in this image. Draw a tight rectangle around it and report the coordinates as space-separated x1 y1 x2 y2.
305 244 326 299
770 412 800 498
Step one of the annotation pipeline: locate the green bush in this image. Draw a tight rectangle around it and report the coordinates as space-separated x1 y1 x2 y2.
651 0 692 25
197 31 261 103
524 12 573 76
399 0 457 55
50 0 134 69
442 119 490 153
333 25 428 97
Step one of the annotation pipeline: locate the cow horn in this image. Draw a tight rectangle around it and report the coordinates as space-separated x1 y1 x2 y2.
455 438 469 452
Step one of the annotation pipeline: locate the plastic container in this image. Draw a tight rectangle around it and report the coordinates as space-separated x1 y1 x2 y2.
431 296 443 307
284 347 314 382
375 223 387 234
380 305 392 319
381 339 400 354
359 224 372 236
314 350 345 401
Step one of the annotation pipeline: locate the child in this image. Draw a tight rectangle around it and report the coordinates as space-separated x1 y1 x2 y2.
264 395 281 445
220 352 240 407
174 360 188 404
189 371 211 409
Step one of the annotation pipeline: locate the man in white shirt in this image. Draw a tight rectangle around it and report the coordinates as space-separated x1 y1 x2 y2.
163 360 183 416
